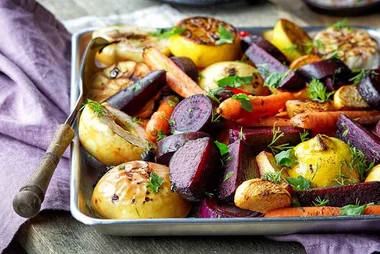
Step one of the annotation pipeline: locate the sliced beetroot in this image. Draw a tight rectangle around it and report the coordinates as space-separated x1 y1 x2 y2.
241 35 289 65
199 198 262 218
217 140 260 202
298 59 351 82
169 137 223 201
157 132 209 165
358 69 380 110
170 56 198 82
170 94 213 134
245 43 305 90
296 182 380 207
336 114 380 164
376 121 380 136
106 70 166 115
229 127 305 155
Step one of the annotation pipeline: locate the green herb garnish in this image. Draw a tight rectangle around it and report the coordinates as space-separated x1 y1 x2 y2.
205 192 214 198
211 109 222 123
341 122 349 137
267 124 293 154
132 84 141 92
231 94 252 112
330 19 352 30
263 72 284 89
349 145 375 181
286 176 311 191
299 130 310 143
340 204 367 216
313 197 329 207
261 170 282 184
150 27 185 38
119 165 125 170
156 130 166 142
238 127 244 140
328 51 340 60
217 75 252 88
214 141 229 156
349 69 367 85
82 99 105 116
147 172 164 194
282 44 298 57
223 171 234 182
132 117 142 124
207 89 221 104
307 78 334 103
275 149 297 167
215 24 233 45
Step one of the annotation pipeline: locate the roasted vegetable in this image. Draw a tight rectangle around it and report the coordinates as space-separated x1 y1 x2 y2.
358 69 380 110
234 179 291 213
286 100 335 118
333 85 369 110
218 140 260 202
169 137 223 201
289 55 321 70
287 134 360 188
92 161 191 219
170 56 198 82
365 164 380 182
169 17 241 68
265 206 341 217
199 198 262 218
256 151 289 179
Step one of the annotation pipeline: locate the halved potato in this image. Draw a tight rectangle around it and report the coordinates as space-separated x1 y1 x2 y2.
92 161 191 219
333 85 369 110
79 102 150 166
286 100 335 118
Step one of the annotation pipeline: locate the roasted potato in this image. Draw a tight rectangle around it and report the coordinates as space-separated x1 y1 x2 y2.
92 161 191 219
286 100 335 118
234 178 291 213
333 85 369 110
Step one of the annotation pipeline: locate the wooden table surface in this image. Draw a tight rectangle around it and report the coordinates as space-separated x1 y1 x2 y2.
5 0 380 253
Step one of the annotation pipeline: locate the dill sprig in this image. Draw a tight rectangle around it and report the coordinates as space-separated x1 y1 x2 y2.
82 99 105 116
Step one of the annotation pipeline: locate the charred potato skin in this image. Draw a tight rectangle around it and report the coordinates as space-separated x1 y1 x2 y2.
234 179 291 214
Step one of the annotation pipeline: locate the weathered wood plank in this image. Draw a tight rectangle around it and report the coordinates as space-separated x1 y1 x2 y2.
16 211 306 254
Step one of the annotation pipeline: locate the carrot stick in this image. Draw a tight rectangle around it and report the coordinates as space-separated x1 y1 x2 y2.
145 95 179 142
363 205 380 215
143 47 205 98
265 207 341 217
236 116 292 127
291 111 380 130
134 99 155 119
217 92 294 121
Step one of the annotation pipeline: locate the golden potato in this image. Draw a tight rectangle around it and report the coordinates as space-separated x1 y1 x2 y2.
286 100 335 118
234 178 291 214
92 161 191 219
333 85 369 110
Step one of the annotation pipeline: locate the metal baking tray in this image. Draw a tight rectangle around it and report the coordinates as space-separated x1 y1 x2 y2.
70 26 380 235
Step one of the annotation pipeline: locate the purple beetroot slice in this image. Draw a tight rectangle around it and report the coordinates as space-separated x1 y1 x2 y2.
156 132 210 165
242 35 289 65
170 56 198 82
376 120 380 136
170 94 213 134
297 58 351 81
217 140 260 202
199 198 262 218
358 68 380 110
245 43 305 90
169 137 222 201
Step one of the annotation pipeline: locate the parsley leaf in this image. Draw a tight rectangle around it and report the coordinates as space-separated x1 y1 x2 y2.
207 89 221 104
307 78 334 103
340 204 367 216
261 171 282 184
223 171 234 182
232 94 252 112
214 141 229 156
328 51 340 60
264 72 284 89
147 172 164 194
150 27 185 38
282 44 298 57
329 19 352 31
217 75 253 88
286 176 311 191
156 130 166 142
215 24 233 45
132 117 142 124
132 84 141 92
275 149 297 167
82 99 105 116
313 197 329 207
119 165 125 170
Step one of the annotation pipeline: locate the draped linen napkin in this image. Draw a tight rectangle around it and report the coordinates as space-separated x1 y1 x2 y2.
1 1 380 253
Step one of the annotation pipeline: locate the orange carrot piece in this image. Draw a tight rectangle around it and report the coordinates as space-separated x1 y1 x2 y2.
217 92 294 121
134 99 155 119
265 207 341 217
291 111 380 130
363 206 380 215
289 55 321 70
139 119 149 128
236 116 292 127
143 47 205 98
145 96 179 142
274 111 289 118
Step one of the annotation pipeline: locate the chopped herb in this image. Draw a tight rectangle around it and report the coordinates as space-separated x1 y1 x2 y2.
329 51 340 60
215 24 233 45
261 170 282 184
349 69 367 85
205 191 214 198
132 84 141 92
282 44 298 57
168 98 178 107
82 99 105 116
341 122 349 137
217 75 253 88
157 130 166 142
275 149 297 167
286 176 311 191
238 127 244 140
119 165 125 170
329 19 352 31
263 72 284 89
267 124 293 154
313 196 329 207
135 207 140 217
132 117 142 124
211 109 222 123
214 141 229 156
307 78 334 103
340 204 367 216
223 171 234 182
146 141 153 151
198 73 205 79
257 64 270 77
150 26 185 38
231 94 252 112
299 130 310 143
147 172 164 194
169 119 175 126
303 40 325 55
207 89 221 104
314 39 325 50
349 145 375 181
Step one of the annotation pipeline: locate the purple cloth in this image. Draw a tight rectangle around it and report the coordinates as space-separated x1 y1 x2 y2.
0 0 71 251
0 1 380 253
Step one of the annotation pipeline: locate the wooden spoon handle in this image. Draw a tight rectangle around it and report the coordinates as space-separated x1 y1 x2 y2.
13 124 75 218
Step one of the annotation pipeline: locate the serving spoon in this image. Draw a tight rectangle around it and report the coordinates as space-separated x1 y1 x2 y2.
13 37 109 218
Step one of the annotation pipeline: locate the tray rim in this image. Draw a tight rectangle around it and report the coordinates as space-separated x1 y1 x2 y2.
69 25 380 230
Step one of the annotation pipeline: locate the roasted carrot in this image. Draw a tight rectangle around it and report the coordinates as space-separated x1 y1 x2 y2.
291 111 380 130
145 95 179 142
143 47 205 98
289 55 321 70
293 87 310 100
286 100 335 118
217 92 294 121
134 99 155 119
274 111 289 118
265 206 341 217
363 205 380 215
236 116 292 127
